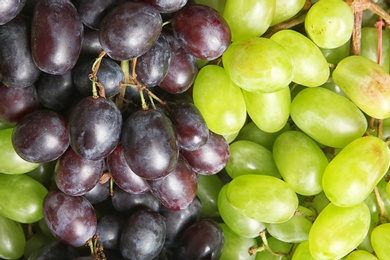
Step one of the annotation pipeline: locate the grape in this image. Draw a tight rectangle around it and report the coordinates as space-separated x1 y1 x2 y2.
68 97 122 160
26 160 56 189
323 136 390 207
226 140 281 179
106 145 149 194
196 174 224 217
143 0 188 13
361 27 390 73
346 250 379 260
290 86 367 148
99 2 162 60
111 187 161 213
96 214 125 250
77 0 118 30
27 240 80 260
120 209 166 260
309 202 371 260
243 86 290 133
273 130 328 196
83 180 109 204
172 4 231 60
226 174 299 223
23 232 53 260
291 241 316 260
320 39 351 65
180 130 230 175
54 147 104 196
219 223 257 260
255 236 292 260
304 0 354 49
0 214 26 259
148 155 198 210
193 65 246 136
218 184 266 238
222 37 294 93
0 0 26 25
0 83 39 125
370 223 390 260
0 173 47 223
223 0 275 42
43 189 97 247
0 14 41 87
121 109 178 180
270 30 330 87
12 110 70 163
31 0 84 75
271 0 305 26
194 0 225 14
332 55 390 119
81 27 103 59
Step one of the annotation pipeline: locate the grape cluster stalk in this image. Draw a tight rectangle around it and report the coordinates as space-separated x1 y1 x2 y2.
1 0 390 259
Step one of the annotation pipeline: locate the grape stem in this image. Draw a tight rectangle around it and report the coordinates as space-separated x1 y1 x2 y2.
89 51 107 99
374 186 390 224
248 230 288 257
263 13 306 38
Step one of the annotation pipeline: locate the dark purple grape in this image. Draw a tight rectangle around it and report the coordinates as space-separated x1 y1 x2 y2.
77 0 119 30
36 71 81 111
68 97 122 160
54 147 104 196
0 14 41 88
121 109 178 180
172 4 231 60
175 219 224 260
120 209 166 260
83 179 110 204
147 155 198 210
73 57 124 98
43 189 97 247
135 34 171 87
99 2 162 61
180 130 230 175
160 196 202 248
0 0 26 25
0 83 39 125
12 110 70 163
158 30 198 94
31 0 84 75
27 241 80 260
107 145 149 194
80 26 103 59
96 214 125 250
169 102 209 151
142 0 187 13
112 186 161 213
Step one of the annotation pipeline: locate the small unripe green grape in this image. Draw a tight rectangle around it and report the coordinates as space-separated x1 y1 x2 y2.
0 214 26 260
197 174 224 217
270 0 306 26
371 223 390 260
290 87 367 148
255 237 292 260
345 250 378 260
193 65 247 136
23 232 53 259
219 223 258 260
361 27 390 73
270 29 330 87
226 174 299 223
320 39 351 65
226 140 281 179
243 86 290 133
218 184 266 238
332 55 390 119
292 241 316 260
273 130 328 196
304 0 354 49
223 0 275 42
323 136 390 207
309 202 371 260
222 37 294 93
301 191 330 216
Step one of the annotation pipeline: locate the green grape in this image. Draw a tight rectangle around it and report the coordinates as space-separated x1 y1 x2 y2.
219 223 258 260
386 180 390 204
320 39 351 65
197 174 224 217
322 136 390 207
362 1 388 27
371 223 390 260
290 87 367 148
292 241 316 260
0 128 40 174
361 27 390 73
194 0 226 14
226 140 281 179
0 173 48 223
320 79 347 97
270 0 306 26
193 65 247 135
218 184 266 238
243 86 290 133
270 29 330 87
0 214 26 260
223 130 239 144
309 202 371 260
26 160 56 189
273 130 328 196
226 174 299 223
235 121 290 151
23 232 53 259
265 205 313 243
332 55 390 119
255 236 292 260
222 37 294 93
346 250 378 260
304 0 354 49
223 0 275 42
302 191 330 216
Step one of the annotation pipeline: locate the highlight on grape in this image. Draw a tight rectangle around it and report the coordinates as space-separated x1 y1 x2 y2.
1 0 390 259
